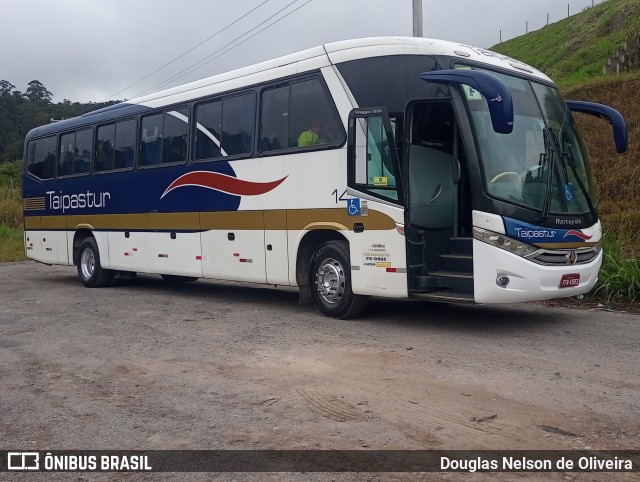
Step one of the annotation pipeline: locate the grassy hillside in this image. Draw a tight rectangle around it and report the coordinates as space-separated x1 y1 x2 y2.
492 0 640 303
491 0 640 256
492 0 640 90
568 77 640 255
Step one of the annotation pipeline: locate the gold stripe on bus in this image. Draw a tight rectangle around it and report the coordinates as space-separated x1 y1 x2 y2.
41 215 66 230
200 211 263 230
27 208 396 232
287 208 396 231
24 216 42 229
148 212 200 230
66 214 147 230
535 242 598 249
264 210 287 230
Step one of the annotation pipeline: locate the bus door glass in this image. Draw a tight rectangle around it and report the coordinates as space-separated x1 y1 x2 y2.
346 107 408 298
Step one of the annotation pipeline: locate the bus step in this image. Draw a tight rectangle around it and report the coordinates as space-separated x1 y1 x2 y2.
413 273 473 293
439 253 473 273
449 237 473 256
412 292 475 303
427 271 474 293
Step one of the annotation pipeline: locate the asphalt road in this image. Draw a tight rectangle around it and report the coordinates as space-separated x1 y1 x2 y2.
1 261 638 481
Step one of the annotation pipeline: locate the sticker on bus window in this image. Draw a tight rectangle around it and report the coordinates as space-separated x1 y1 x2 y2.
373 176 388 186
462 85 483 101
455 65 484 101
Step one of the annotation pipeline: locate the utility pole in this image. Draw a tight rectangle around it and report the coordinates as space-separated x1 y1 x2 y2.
413 0 423 37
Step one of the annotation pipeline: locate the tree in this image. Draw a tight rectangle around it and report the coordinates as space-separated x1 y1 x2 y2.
24 80 52 105
0 80 15 97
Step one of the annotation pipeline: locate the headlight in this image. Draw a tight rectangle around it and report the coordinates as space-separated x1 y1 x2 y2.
593 239 603 255
473 226 539 257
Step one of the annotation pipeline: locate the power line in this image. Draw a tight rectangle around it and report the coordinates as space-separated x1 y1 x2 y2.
104 0 272 101
131 0 313 99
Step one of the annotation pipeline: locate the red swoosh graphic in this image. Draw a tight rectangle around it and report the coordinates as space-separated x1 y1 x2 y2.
161 171 287 199
563 230 593 241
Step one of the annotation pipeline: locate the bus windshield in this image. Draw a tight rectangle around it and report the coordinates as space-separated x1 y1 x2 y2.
465 69 595 216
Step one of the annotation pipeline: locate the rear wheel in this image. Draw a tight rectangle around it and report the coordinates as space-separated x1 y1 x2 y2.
77 237 112 288
310 240 368 319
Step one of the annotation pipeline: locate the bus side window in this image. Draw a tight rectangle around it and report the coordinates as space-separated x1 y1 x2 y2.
289 79 342 148
260 85 289 152
114 119 136 169
195 100 223 159
163 109 189 164
27 136 56 180
140 113 163 166
96 124 115 172
222 93 254 156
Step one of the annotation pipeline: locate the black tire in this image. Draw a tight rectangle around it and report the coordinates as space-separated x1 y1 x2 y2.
160 274 199 283
77 237 112 288
310 240 368 319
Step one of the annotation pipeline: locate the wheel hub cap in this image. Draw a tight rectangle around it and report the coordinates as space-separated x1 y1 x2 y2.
80 248 95 279
316 257 345 304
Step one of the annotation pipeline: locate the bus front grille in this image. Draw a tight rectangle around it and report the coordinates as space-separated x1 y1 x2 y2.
527 247 599 266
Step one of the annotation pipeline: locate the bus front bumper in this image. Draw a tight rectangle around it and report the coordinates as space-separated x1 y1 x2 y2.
473 239 602 304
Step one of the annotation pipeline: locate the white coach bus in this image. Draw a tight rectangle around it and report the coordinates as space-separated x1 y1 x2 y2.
23 37 628 318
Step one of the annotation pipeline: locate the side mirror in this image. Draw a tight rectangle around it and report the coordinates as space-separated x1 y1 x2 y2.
420 69 514 134
566 100 628 154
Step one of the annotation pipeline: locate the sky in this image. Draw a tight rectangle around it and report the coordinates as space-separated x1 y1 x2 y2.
1 0 603 103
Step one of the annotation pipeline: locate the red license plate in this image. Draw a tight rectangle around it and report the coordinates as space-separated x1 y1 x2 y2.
559 273 580 288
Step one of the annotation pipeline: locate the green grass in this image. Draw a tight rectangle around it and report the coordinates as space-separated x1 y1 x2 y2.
0 160 25 262
0 224 26 262
0 184 22 228
492 0 640 90
593 236 640 303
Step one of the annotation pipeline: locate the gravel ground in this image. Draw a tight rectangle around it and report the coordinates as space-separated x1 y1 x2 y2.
1 261 638 481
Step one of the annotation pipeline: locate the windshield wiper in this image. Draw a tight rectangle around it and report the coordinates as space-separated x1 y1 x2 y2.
547 126 597 222
539 128 556 222
559 131 597 221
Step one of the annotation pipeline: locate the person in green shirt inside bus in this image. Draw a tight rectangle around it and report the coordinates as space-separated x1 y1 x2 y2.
297 119 322 147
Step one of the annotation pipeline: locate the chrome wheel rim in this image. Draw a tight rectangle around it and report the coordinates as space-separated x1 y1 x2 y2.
80 248 95 280
315 257 345 304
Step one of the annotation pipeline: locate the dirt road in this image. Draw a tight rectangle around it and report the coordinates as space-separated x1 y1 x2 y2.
1 262 638 480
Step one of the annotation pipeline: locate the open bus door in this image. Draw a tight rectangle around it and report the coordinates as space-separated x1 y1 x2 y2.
403 69 515 302
345 107 408 299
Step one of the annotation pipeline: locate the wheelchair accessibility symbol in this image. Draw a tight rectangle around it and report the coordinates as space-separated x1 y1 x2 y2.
347 198 361 216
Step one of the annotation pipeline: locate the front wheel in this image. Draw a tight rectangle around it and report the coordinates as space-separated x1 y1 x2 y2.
310 240 368 319
77 237 112 288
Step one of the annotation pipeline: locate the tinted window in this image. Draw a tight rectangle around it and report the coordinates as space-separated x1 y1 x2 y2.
163 109 189 164
114 119 136 169
74 129 93 175
222 94 254 156
289 79 342 148
140 109 189 166
260 85 288 152
96 124 116 172
59 132 75 176
27 136 56 179
140 113 163 166
260 78 343 153
195 100 222 159
337 55 439 112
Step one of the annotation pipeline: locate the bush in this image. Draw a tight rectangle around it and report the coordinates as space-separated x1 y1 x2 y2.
593 236 640 303
0 184 22 228
0 159 22 189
